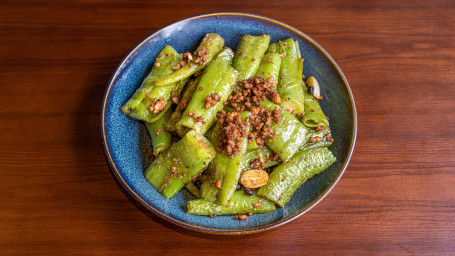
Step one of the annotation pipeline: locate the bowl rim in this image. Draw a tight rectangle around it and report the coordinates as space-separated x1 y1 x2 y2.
101 12 357 235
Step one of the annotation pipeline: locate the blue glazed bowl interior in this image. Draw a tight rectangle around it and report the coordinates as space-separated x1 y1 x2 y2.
102 13 356 234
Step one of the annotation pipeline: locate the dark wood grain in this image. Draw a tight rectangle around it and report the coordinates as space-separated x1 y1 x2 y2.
1 0 454 255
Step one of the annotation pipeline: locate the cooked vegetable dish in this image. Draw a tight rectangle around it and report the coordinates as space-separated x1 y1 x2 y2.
121 33 336 220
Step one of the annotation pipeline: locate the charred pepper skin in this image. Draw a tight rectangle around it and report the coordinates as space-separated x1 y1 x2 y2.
154 33 225 86
257 147 336 207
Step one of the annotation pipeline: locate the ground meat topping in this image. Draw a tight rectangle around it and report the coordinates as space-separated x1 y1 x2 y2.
316 126 325 132
270 153 280 162
216 76 285 151
271 93 281 104
193 49 209 65
171 96 179 104
228 76 280 108
182 52 193 62
310 137 323 143
172 49 209 71
172 64 181 71
215 179 222 189
204 93 220 109
216 110 249 156
235 214 248 220
149 97 166 113
249 158 261 169
189 113 206 125
170 166 177 176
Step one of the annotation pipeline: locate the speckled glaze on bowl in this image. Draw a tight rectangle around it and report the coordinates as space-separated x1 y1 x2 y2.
102 12 356 234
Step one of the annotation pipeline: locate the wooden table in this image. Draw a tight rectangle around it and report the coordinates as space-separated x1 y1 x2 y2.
1 1 454 255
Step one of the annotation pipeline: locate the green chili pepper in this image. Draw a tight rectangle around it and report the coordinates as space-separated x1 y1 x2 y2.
166 77 200 132
246 140 260 151
144 130 216 199
177 48 238 134
267 42 279 53
257 147 336 207
254 51 282 84
154 33 225 86
144 108 172 156
200 180 218 202
233 34 271 81
271 38 305 117
301 81 329 127
301 126 333 151
133 78 188 123
121 46 188 123
187 191 276 215
211 112 250 206
241 146 281 171
248 48 284 150
184 182 201 198
120 45 179 113
204 120 220 147
296 40 303 77
202 112 250 206
261 100 309 162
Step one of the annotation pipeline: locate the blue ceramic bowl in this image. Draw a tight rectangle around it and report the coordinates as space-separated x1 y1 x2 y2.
102 12 356 234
